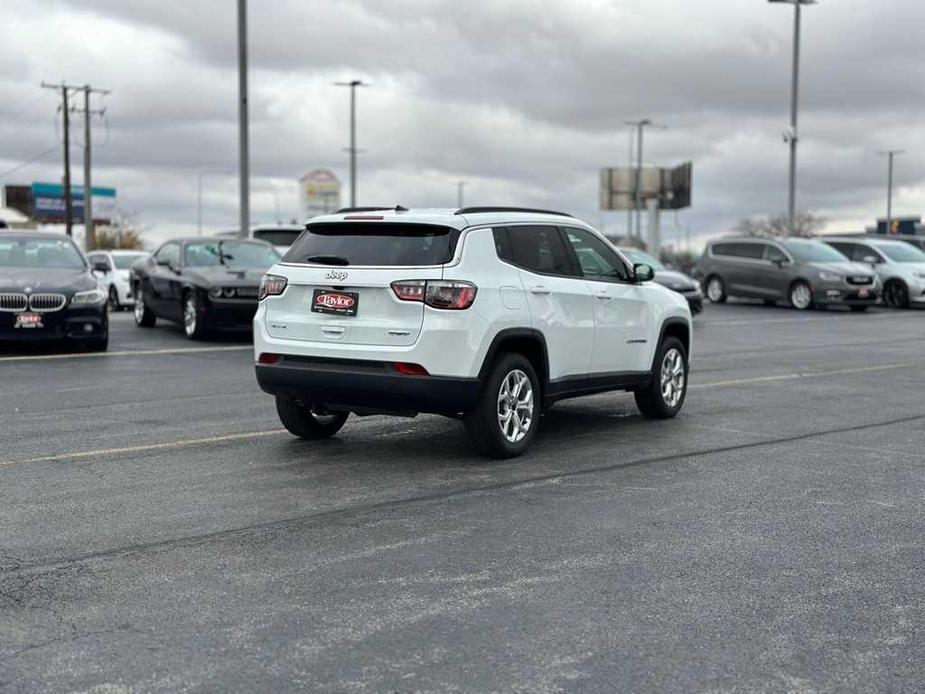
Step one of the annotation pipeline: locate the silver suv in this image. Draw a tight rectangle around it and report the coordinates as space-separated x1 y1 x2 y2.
824 237 925 309
694 237 879 311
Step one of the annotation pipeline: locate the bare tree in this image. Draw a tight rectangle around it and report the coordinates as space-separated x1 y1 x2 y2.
732 211 826 238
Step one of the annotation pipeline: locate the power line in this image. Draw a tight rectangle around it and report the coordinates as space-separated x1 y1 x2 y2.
0 144 60 180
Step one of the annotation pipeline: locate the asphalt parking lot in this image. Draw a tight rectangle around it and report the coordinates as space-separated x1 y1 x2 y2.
2 304 924 692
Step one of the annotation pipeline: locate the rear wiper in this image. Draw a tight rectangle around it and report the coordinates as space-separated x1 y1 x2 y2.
305 255 350 266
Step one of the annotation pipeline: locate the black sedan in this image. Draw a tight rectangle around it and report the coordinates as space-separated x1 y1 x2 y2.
618 247 704 314
0 231 109 350
132 238 281 339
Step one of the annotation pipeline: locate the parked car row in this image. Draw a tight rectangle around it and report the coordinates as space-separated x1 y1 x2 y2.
692 235 925 311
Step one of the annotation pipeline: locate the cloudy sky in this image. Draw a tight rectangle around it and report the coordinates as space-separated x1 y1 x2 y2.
2 0 924 248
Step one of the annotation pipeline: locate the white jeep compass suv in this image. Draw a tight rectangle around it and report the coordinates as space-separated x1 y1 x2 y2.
254 206 692 458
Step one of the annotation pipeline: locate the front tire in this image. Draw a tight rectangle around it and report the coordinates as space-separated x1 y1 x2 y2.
108 286 120 311
464 353 540 459
275 397 348 439
883 280 909 309
635 337 688 419
789 281 813 310
183 291 208 340
705 275 727 304
133 285 157 327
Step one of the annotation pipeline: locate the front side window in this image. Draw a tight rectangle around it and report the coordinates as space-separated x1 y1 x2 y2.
765 245 788 263
495 225 576 277
876 242 925 263
562 227 629 281
155 243 180 266
0 236 86 269
185 241 281 268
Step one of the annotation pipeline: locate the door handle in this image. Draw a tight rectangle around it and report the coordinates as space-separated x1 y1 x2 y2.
595 291 613 301
321 326 345 335
529 286 551 295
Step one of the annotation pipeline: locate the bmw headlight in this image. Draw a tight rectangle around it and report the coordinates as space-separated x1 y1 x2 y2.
818 272 842 282
71 288 107 305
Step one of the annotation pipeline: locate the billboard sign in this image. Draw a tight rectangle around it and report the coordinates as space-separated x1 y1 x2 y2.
30 182 117 224
600 162 692 211
300 169 340 217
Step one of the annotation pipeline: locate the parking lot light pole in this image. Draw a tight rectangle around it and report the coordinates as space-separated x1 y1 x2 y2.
237 0 250 239
769 0 817 238
879 150 905 235
335 80 368 208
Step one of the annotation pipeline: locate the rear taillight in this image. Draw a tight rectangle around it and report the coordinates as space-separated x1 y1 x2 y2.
390 280 477 310
258 274 287 301
258 353 280 364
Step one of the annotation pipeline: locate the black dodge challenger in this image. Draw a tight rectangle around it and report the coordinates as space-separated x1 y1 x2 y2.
132 238 281 339
0 231 109 350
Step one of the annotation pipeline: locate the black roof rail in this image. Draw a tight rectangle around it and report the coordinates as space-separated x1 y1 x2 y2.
334 205 408 214
455 206 572 217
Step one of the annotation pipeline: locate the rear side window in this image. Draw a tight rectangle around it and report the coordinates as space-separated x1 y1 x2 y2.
494 225 576 277
284 223 459 266
712 242 763 259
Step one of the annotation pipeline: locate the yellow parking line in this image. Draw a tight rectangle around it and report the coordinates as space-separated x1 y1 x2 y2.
0 345 252 363
1 429 286 467
693 361 917 389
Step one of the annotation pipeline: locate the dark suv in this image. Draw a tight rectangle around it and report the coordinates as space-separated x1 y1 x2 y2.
693 237 879 311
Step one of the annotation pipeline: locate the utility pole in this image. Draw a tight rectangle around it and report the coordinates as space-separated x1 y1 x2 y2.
626 126 635 237
41 82 75 236
879 150 905 235
624 119 667 241
457 181 467 208
77 85 109 249
237 0 250 239
335 80 368 208
769 0 817 237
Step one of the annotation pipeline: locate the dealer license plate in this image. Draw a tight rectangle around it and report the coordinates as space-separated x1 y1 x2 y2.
14 312 43 329
311 289 359 317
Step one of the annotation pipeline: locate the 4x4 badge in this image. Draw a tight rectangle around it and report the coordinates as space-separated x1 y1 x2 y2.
324 270 348 281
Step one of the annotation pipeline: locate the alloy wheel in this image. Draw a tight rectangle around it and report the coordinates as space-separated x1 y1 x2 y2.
134 291 145 323
706 278 724 302
660 348 686 408
791 283 812 310
184 296 197 337
497 369 534 444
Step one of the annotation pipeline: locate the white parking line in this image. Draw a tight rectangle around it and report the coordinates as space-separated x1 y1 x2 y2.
693 361 918 389
0 345 252 363
0 429 287 467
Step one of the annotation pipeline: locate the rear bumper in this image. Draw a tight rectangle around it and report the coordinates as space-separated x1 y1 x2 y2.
255 357 480 415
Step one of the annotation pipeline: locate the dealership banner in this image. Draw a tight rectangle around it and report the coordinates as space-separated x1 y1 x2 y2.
31 182 117 223
300 169 340 218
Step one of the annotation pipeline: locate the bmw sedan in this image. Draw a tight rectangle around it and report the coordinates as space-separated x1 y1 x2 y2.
132 238 281 339
0 231 108 350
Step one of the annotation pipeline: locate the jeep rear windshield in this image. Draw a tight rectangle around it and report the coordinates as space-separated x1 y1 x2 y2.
283 222 459 266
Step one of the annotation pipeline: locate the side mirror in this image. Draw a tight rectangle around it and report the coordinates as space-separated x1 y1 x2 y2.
861 255 879 265
774 258 790 268
92 260 110 274
633 263 655 283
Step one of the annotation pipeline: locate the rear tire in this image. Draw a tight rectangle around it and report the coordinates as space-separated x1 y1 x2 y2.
133 285 157 327
635 337 688 419
705 275 727 304
275 397 349 439
464 353 540 459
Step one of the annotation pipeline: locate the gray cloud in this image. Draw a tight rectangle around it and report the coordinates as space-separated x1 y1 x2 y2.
2 0 924 248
